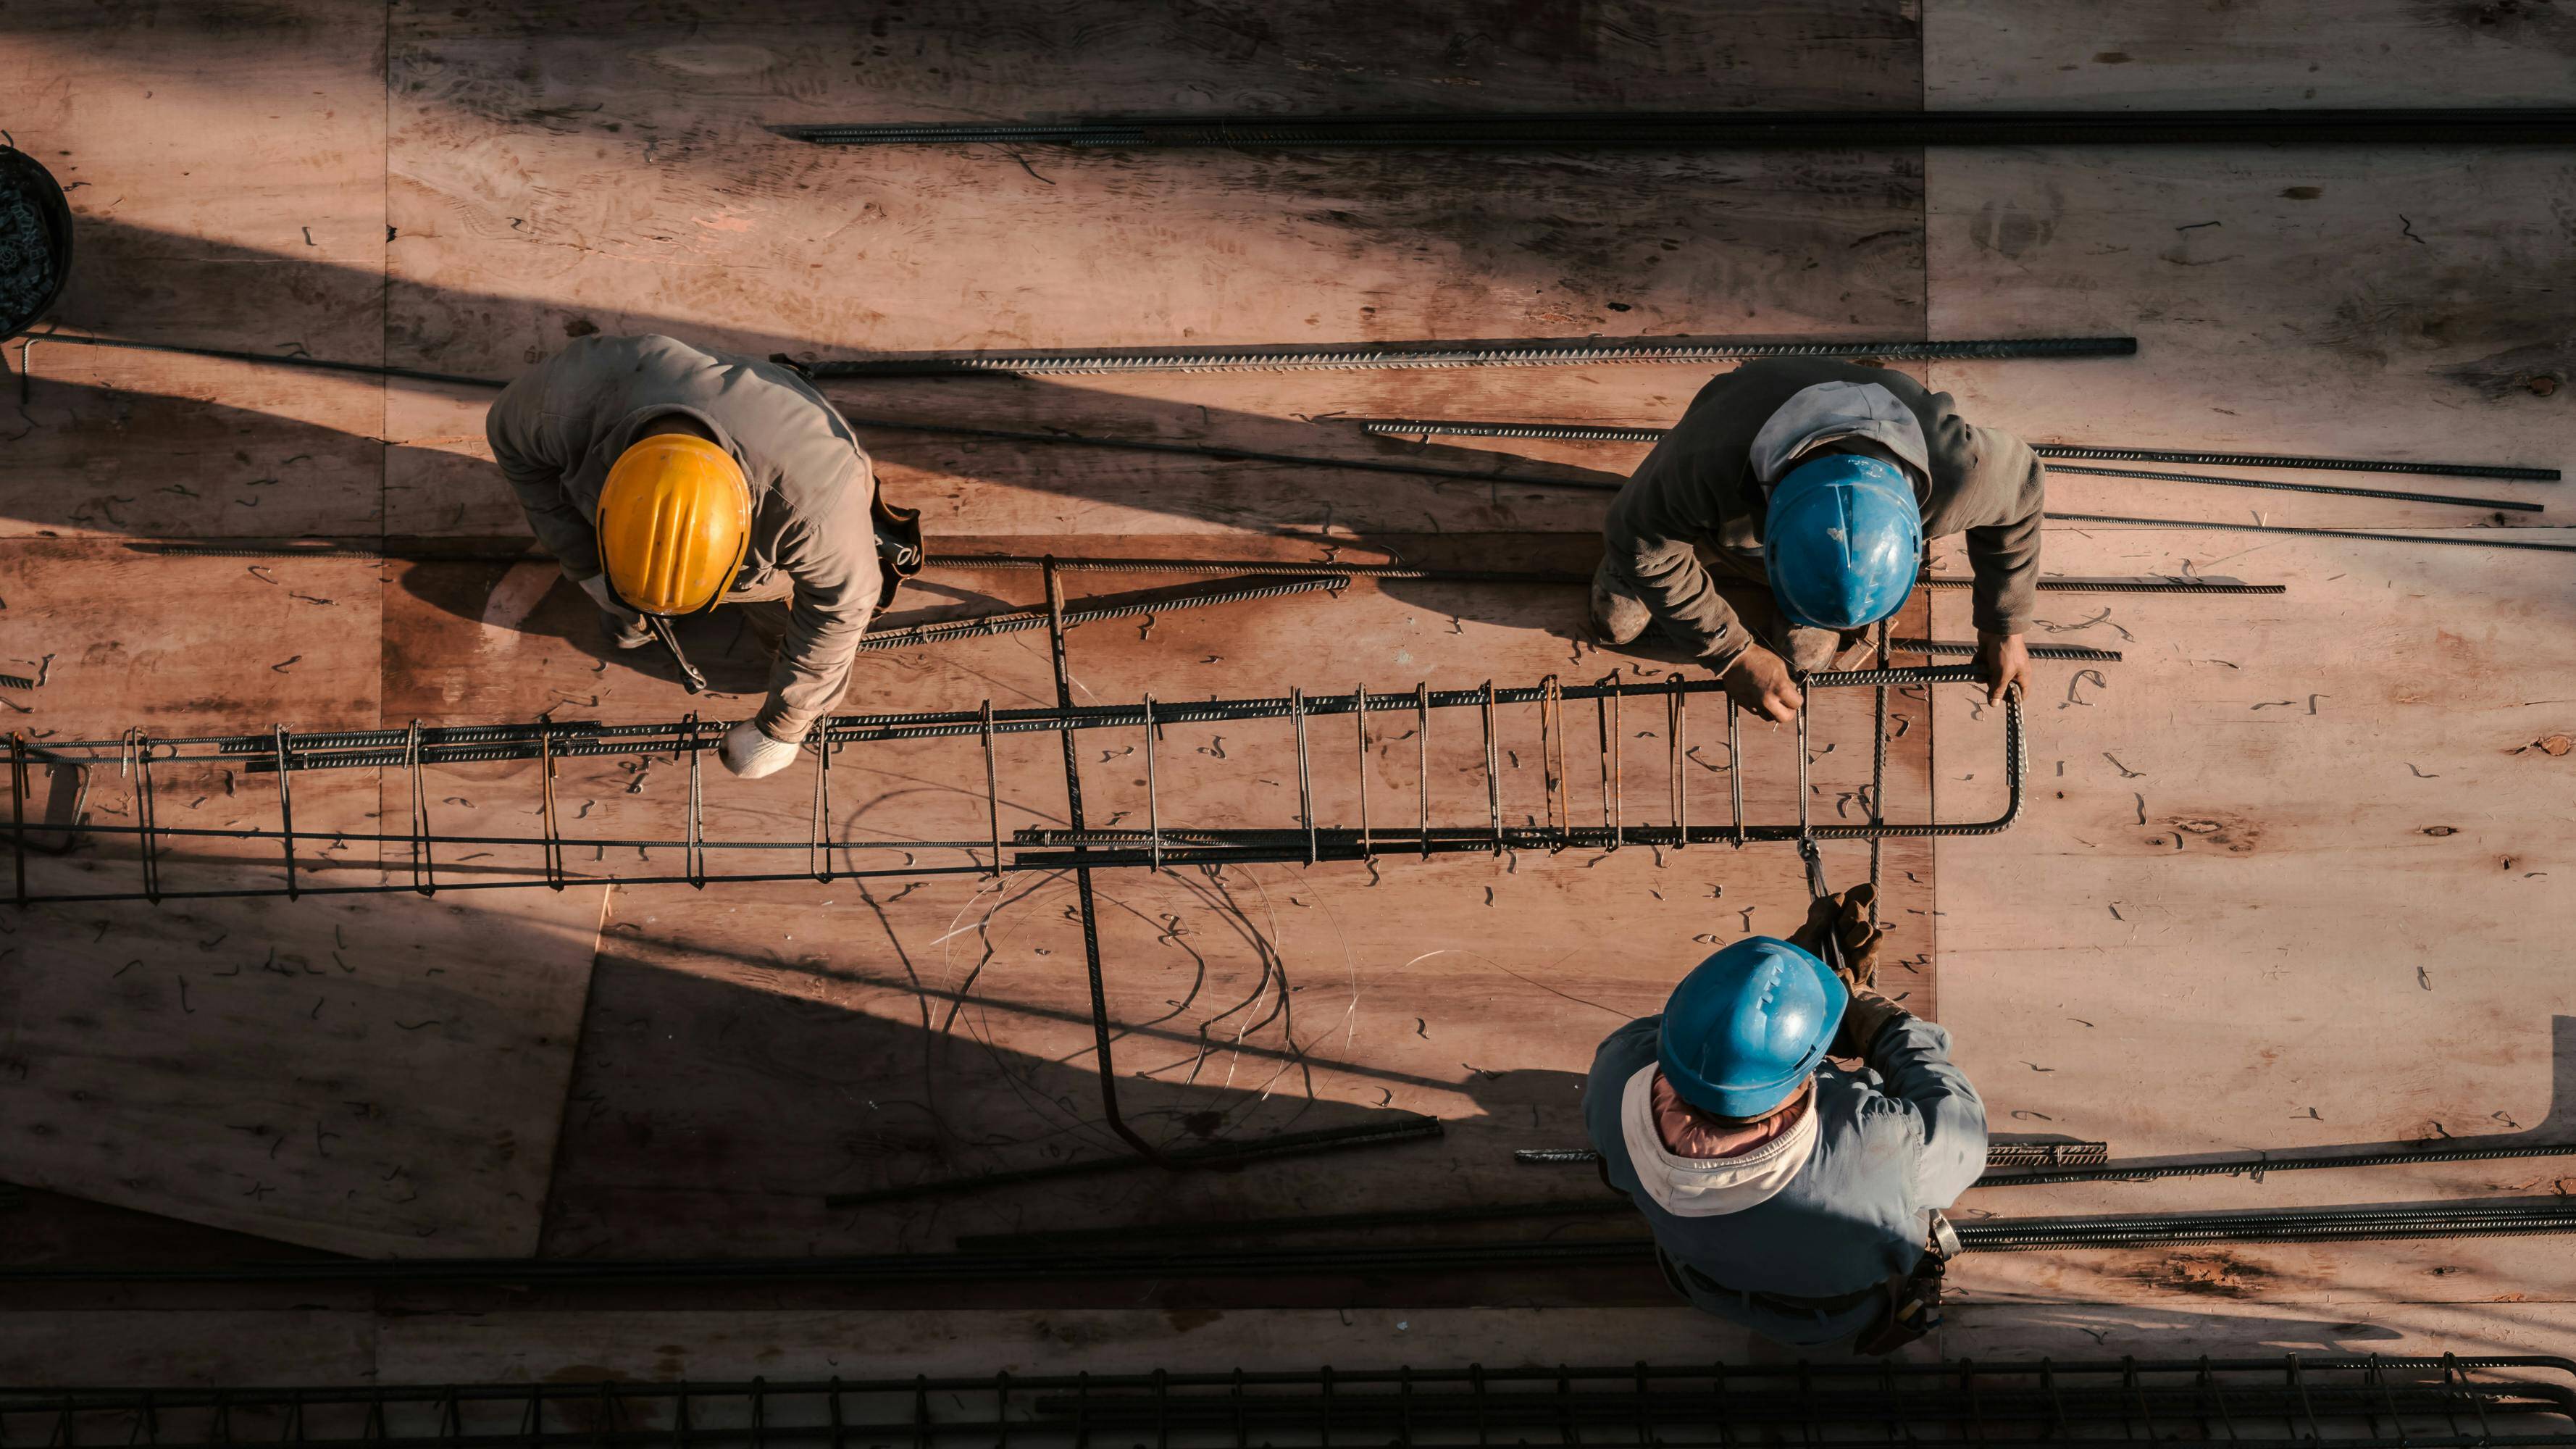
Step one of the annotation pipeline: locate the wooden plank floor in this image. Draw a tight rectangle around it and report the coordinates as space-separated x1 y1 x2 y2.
2 0 2572 1381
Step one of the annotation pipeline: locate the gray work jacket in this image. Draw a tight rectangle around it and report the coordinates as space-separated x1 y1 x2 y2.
485 334 880 741
1582 1011 1988 1345
1602 359 2047 666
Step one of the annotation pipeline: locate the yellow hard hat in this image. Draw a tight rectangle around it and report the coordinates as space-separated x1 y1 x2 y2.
595 432 751 614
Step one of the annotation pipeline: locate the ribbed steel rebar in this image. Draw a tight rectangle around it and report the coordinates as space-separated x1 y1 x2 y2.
805 335 2134 377
1920 574 2287 595
12 666 2012 906
14 1357 2573 1449
2056 512 2576 554
1894 638 2121 662
11 1199 2569 1285
75 665 1982 769
1977 1137 2576 1187
1352 417 2561 482
2044 464 2541 512
857 572 1348 651
774 109 2576 149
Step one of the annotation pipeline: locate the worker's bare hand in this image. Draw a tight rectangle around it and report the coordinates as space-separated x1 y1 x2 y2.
1719 645 1803 723
1976 631 2030 706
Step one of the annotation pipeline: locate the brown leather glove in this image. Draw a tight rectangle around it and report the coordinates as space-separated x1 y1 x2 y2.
1833 986 1910 1061
1791 883 1885 992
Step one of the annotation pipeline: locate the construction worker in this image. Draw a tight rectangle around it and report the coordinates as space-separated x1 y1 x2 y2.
1583 888 1986 1351
486 334 916 778
1590 360 2043 722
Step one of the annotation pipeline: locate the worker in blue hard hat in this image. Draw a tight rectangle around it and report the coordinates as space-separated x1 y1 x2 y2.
1582 887 1988 1351
1592 360 2044 722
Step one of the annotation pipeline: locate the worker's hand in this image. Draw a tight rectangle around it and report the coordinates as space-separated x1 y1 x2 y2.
1792 883 1884 990
1718 644 1803 723
577 572 651 650
1976 631 2030 707
720 719 801 779
1832 986 1910 1061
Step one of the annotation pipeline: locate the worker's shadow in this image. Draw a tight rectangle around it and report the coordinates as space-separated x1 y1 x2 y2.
546 919 1617 1262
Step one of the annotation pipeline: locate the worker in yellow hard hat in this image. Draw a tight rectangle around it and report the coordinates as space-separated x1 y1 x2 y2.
486 335 919 777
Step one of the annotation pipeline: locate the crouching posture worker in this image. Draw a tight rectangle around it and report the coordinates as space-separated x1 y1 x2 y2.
487 334 918 778
1584 888 1986 1351
1592 360 2044 722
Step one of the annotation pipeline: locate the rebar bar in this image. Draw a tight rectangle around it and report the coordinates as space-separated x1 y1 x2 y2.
823 1114 1444 1208
1975 1137 2576 1187
1918 573 2286 594
858 572 1350 651
12 1198 2569 1285
2054 512 2576 554
802 336 2135 377
12 1357 2573 1449
12 665 2018 905
1042 559 1168 1168
1350 418 2561 482
1894 638 2122 662
773 109 2576 149
837 414 1615 489
2046 463 2543 513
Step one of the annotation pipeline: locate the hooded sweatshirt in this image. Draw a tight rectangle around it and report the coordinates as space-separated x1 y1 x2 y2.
1582 1009 1987 1346
1600 359 2047 667
485 334 881 743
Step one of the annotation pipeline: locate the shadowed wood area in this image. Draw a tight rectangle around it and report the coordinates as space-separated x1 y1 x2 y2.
2 0 2573 1386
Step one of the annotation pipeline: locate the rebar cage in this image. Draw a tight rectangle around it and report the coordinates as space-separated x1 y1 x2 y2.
8 1357 2572 1448
7 664 2020 906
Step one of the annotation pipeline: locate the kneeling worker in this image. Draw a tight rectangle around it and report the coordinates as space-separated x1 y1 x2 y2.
1584 889 1986 1350
487 334 917 778
1592 360 2044 722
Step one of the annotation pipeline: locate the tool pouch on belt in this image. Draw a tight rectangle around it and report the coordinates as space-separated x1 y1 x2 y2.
769 352 924 624
869 492 922 623
1852 1210 1959 1356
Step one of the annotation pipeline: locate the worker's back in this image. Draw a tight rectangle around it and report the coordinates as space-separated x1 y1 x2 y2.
1582 1011 1986 1345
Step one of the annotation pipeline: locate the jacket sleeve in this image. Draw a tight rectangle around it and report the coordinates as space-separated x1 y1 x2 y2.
484 367 603 582
1961 427 2046 638
1602 461 1753 668
1581 1014 1663 1188
753 467 883 743
1859 1014 1989 1208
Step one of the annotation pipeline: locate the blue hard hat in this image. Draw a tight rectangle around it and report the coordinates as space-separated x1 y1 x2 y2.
1762 453 1923 630
1657 935 1847 1118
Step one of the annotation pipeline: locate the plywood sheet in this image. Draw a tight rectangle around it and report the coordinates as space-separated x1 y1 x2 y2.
0 1309 374 1386
1928 1 2576 107
380 1 1927 540
0 1 388 538
369 1306 1780 1383
1928 526 2576 1307
367 560 1949 1257
1 887 607 1258
1923 147 2573 529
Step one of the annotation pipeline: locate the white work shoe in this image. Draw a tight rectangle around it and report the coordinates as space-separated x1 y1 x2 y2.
720 719 800 779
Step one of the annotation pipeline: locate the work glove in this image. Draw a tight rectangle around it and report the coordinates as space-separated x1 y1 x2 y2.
1833 987 1911 1062
1792 883 1884 991
577 572 651 650
721 719 801 779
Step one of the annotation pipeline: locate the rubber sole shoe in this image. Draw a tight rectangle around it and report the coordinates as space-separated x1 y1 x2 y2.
1587 560 1652 646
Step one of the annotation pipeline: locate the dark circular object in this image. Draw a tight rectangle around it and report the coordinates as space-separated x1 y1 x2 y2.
0 143 73 340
